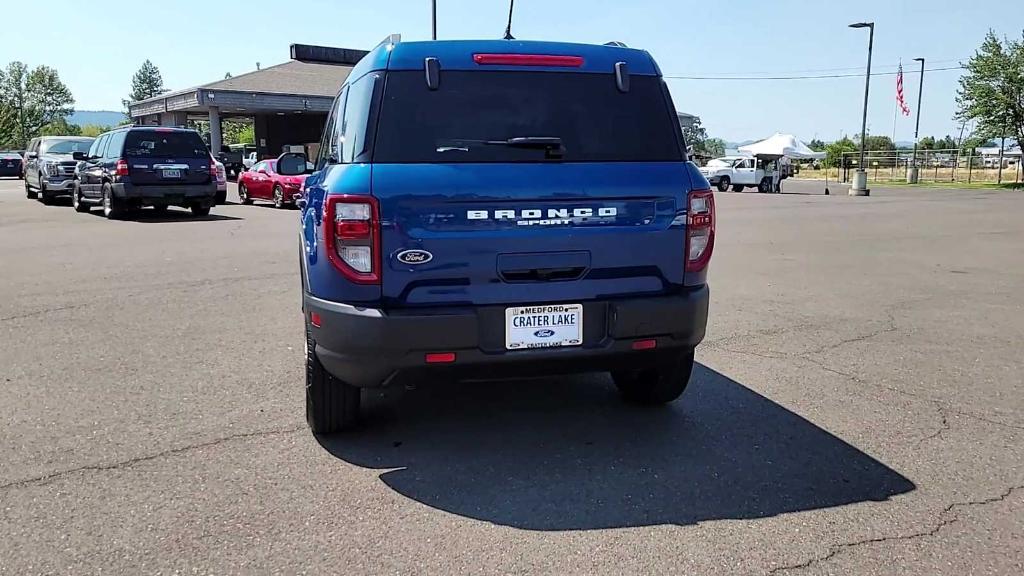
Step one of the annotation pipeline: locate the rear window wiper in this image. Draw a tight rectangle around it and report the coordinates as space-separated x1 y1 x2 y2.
437 137 565 159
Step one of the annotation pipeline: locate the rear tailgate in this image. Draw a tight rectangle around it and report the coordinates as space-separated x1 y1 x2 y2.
124 130 212 186
371 67 692 308
375 162 689 307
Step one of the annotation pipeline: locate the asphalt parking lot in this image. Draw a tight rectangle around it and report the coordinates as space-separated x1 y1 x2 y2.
1 176 1021 575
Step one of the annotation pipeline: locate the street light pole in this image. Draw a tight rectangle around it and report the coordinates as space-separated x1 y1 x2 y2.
849 21 874 196
431 0 437 40
909 57 925 183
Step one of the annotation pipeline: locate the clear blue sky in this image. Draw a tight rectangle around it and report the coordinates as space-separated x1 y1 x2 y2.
2 0 1021 143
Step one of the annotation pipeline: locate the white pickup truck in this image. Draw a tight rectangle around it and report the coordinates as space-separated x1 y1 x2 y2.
242 152 259 171
698 156 788 193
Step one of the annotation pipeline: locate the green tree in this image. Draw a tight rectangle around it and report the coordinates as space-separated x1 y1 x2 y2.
703 137 726 157
0 62 75 147
824 137 857 167
79 124 112 137
123 60 167 117
40 118 81 136
956 30 1024 151
807 138 826 151
862 135 895 151
918 136 936 150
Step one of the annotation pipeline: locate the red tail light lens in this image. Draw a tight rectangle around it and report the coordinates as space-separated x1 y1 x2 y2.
473 54 584 67
685 189 715 273
324 195 380 284
115 159 129 177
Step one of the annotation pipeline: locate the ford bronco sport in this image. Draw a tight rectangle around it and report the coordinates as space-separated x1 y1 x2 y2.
279 37 714 432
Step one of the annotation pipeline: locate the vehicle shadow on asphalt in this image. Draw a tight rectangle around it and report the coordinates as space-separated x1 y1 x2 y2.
318 364 916 530
81 208 244 222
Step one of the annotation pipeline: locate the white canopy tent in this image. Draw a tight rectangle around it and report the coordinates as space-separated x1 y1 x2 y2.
738 133 826 160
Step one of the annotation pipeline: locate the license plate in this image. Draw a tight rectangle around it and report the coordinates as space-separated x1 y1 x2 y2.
162 169 181 178
505 304 583 350
5 162 13 167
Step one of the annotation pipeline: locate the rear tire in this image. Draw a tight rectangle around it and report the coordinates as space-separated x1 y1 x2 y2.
305 323 361 433
758 178 771 193
102 183 125 219
25 177 36 199
612 350 695 405
732 185 744 192
38 180 53 205
191 204 211 217
215 189 227 205
716 177 731 193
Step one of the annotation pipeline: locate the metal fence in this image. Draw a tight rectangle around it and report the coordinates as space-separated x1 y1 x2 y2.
836 148 1022 184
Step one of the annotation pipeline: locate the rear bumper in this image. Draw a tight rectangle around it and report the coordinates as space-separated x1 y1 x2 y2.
113 182 217 206
306 287 710 388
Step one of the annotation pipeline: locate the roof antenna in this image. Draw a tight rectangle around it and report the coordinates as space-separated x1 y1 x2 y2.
503 0 516 40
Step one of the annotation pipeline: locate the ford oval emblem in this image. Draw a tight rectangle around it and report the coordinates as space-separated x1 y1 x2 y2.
397 249 433 265
534 329 555 338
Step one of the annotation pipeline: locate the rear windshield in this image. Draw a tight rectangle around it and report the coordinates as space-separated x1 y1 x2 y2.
373 71 683 163
124 131 208 158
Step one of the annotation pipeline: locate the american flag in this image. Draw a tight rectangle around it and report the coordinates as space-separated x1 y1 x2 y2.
896 62 911 116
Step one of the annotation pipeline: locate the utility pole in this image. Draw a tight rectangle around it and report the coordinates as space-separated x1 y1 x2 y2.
909 57 925 183
849 22 874 196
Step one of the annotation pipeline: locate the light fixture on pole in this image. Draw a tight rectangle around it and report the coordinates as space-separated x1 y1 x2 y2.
849 21 874 196
908 57 925 183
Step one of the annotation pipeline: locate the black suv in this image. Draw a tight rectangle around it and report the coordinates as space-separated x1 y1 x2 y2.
72 127 217 218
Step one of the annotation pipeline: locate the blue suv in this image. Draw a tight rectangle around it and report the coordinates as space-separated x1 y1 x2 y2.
277 37 714 432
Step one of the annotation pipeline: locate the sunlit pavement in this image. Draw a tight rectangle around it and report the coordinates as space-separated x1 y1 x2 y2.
0 177 1021 575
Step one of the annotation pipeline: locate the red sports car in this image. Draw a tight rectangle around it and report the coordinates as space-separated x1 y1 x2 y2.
237 159 306 208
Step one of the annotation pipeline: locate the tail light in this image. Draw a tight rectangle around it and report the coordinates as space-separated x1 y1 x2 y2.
685 189 715 273
324 195 380 284
115 159 129 177
473 54 584 67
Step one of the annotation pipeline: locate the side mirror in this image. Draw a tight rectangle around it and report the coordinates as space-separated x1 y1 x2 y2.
276 152 309 176
72 151 89 161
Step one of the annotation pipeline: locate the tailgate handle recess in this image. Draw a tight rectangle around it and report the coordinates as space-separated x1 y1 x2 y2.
501 266 586 283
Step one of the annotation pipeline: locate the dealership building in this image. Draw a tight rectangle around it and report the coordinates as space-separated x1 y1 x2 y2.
128 44 363 160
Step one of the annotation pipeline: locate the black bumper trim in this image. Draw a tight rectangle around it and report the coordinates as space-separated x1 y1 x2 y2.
305 287 709 388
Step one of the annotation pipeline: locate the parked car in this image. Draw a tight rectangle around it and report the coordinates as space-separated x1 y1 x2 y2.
23 136 95 203
70 126 217 219
0 152 23 178
214 158 227 203
214 146 244 179
698 156 774 192
283 37 713 432
237 159 306 208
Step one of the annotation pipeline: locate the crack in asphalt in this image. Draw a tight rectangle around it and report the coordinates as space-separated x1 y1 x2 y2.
917 406 951 446
0 303 91 323
0 424 306 491
799 313 899 356
766 484 1024 575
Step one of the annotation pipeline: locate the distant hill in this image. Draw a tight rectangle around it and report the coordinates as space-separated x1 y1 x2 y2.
67 110 125 127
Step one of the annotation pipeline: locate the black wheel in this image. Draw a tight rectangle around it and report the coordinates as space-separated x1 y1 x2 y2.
305 323 361 433
732 185 744 192
716 177 731 193
191 204 211 217
72 184 90 213
25 177 36 199
758 178 771 193
612 350 695 405
102 183 125 219
273 185 285 209
238 183 252 205
215 189 227 205
38 179 53 204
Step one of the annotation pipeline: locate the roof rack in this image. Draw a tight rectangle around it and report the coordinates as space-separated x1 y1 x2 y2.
604 41 628 47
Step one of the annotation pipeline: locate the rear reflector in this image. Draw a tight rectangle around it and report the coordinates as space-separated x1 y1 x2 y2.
310 312 322 327
473 54 584 67
632 339 657 350
425 352 456 364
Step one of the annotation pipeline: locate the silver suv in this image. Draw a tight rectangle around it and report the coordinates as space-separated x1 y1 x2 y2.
23 136 94 204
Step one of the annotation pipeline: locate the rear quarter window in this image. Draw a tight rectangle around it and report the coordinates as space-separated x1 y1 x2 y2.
125 131 208 158
373 70 683 163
